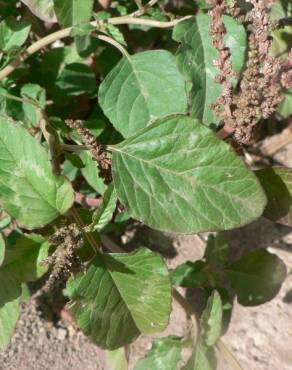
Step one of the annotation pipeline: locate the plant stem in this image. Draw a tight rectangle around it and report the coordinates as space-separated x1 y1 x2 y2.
131 0 159 17
172 288 199 338
0 90 39 107
61 144 89 152
0 15 191 81
38 108 61 175
94 34 129 56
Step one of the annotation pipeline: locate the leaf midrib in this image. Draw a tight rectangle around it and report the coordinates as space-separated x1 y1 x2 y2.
110 144 256 207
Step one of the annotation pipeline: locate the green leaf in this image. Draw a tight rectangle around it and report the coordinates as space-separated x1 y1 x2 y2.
98 50 188 138
0 233 4 266
134 336 183 370
277 90 292 118
53 0 94 27
183 291 221 370
105 24 127 46
201 291 222 346
70 23 98 57
256 167 292 226
88 184 117 232
227 249 287 306
271 26 292 58
173 15 246 127
0 117 74 228
55 63 96 96
270 0 292 21
21 0 57 23
0 17 31 52
66 247 171 349
105 348 128 370
21 83 46 127
183 346 216 370
171 261 208 288
79 150 107 195
71 23 95 37
110 115 267 233
0 290 20 351
0 234 48 349
204 233 229 267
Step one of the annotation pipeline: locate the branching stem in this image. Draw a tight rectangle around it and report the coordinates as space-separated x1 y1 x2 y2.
0 15 191 81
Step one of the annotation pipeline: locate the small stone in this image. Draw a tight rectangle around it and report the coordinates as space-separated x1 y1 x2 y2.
57 328 67 341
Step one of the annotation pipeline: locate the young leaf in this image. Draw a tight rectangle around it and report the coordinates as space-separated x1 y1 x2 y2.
98 50 188 138
53 0 94 27
134 336 183 370
183 346 216 370
110 115 267 233
226 249 287 306
256 167 292 226
0 117 74 228
21 83 46 127
183 291 222 370
88 184 117 232
201 291 223 346
66 248 172 349
21 0 57 23
105 24 127 46
204 233 229 267
79 151 107 195
0 233 4 266
0 234 48 349
173 15 246 127
171 261 208 288
105 348 128 370
0 17 31 52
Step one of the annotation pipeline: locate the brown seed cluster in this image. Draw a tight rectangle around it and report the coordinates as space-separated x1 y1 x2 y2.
41 224 84 293
208 0 235 120
209 0 290 144
65 119 112 184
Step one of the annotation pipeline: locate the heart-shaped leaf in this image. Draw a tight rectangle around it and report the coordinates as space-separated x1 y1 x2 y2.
110 115 267 233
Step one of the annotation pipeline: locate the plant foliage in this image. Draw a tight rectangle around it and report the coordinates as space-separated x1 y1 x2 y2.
0 0 291 368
